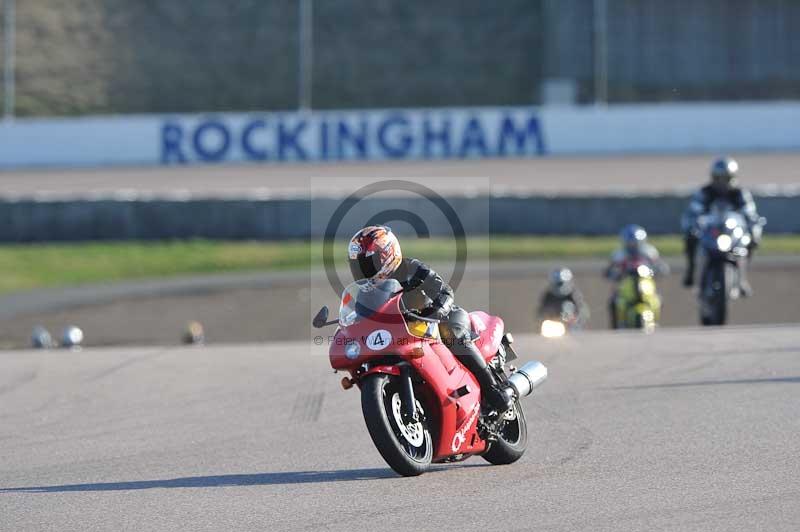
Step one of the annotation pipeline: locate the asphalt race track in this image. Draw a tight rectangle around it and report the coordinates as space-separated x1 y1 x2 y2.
5 152 800 198
1 257 797 348
2 326 799 531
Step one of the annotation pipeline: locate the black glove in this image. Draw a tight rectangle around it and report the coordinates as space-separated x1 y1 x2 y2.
418 306 446 321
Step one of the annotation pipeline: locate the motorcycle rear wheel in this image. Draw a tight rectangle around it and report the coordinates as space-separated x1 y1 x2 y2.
482 402 528 465
361 374 433 477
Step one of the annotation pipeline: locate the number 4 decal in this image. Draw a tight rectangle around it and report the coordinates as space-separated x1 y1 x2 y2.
366 329 392 351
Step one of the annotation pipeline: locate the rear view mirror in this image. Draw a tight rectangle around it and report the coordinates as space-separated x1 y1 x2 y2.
312 306 330 329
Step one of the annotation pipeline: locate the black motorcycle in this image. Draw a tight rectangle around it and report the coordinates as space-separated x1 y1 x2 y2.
696 209 752 326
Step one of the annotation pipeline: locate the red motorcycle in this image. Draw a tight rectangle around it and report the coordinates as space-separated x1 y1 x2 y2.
312 278 548 477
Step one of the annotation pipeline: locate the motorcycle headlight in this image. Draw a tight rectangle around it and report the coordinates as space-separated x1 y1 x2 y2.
339 311 357 328
639 280 655 296
636 264 654 278
716 234 732 252
345 341 361 359
540 320 566 339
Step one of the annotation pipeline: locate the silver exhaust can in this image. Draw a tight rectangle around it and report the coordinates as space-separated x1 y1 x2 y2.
507 361 548 399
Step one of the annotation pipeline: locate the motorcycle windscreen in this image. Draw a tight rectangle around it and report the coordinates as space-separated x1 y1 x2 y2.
338 278 402 327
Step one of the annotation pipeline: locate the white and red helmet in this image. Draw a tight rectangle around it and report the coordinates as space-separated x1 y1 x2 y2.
348 225 402 281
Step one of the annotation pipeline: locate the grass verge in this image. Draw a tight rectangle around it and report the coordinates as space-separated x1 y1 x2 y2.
0 235 798 295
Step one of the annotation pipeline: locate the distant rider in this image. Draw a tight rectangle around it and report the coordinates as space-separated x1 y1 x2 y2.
348 225 514 413
605 224 669 328
680 157 763 296
537 267 590 327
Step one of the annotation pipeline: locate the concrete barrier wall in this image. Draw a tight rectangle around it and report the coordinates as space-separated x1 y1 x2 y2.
2 102 800 168
0 194 796 242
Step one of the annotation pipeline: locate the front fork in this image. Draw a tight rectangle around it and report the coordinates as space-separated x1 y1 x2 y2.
399 364 418 423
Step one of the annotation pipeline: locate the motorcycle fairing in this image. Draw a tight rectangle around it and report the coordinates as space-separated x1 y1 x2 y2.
613 268 661 328
358 365 401 378
329 296 411 370
469 311 505 363
407 351 488 460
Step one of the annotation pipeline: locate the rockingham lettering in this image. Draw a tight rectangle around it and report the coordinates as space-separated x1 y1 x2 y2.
160 108 546 164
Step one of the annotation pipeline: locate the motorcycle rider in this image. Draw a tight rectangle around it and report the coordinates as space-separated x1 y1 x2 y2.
681 157 763 296
605 224 669 328
348 225 514 413
537 267 590 327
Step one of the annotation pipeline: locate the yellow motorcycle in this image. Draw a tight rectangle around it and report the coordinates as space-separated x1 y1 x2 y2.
612 263 661 333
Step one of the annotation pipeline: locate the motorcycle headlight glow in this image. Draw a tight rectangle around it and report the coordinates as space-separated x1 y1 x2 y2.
339 311 357 328
345 341 361 359
639 280 656 296
540 320 566 339
716 234 733 252
636 264 654 278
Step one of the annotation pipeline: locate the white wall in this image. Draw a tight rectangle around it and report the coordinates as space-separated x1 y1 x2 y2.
542 103 800 154
0 102 798 168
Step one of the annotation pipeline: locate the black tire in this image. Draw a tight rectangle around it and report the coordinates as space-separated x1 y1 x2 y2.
700 262 727 326
482 402 528 465
361 374 433 477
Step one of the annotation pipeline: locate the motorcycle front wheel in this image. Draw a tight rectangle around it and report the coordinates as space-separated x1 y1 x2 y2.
700 261 727 326
361 374 433 477
482 402 528 465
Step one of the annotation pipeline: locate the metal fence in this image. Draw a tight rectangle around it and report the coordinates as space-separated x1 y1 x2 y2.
1 0 799 117
544 0 800 103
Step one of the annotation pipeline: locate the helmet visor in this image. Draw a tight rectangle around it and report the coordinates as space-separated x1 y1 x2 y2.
349 254 382 280
625 241 643 256
712 174 733 189
551 280 572 296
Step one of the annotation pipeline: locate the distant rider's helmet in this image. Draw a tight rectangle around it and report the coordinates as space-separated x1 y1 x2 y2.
710 157 739 192
348 225 403 282
620 224 648 257
549 267 574 297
